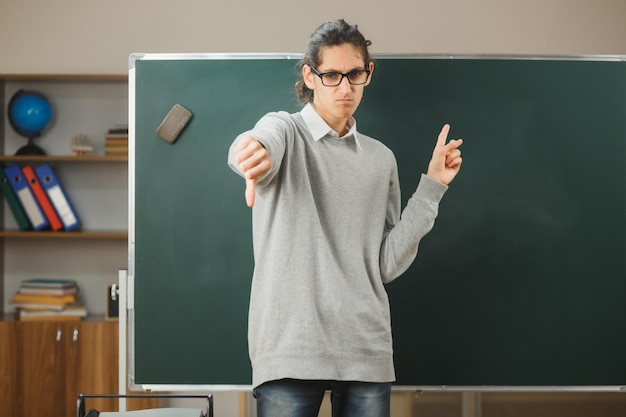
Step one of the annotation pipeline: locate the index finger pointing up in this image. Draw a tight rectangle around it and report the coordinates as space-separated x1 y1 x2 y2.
437 124 451 147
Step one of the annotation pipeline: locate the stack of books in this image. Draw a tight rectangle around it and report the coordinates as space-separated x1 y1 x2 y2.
105 126 128 156
9 278 87 321
0 163 81 232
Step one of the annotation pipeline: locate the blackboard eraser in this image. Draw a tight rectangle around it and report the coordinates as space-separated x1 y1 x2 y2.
156 104 192 144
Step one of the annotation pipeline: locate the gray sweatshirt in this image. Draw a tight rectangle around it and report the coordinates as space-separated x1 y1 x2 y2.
228 106 448 388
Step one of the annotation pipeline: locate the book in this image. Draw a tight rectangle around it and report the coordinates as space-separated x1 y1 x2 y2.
107 125 128 134
19 278 79 297
105 138 129 146
10 290 79 311
104 146 128 155
105 126 129 156
17 314 83 322
21 278 78 289
17 305 87 321
22 165 63 231
9 301 81 311
106 129 128 140
19 285 78 296
10 292 78 306
0 166 31 230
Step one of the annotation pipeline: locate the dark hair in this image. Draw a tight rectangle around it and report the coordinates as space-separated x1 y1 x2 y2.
295 19 373 104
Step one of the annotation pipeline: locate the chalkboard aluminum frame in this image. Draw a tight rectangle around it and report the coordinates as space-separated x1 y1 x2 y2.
127 53 626 393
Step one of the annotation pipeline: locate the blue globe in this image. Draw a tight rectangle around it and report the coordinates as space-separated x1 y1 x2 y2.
8 90 52 139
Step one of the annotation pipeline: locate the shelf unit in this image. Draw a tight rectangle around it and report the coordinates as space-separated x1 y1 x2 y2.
0 72 135 416
1 74 129 315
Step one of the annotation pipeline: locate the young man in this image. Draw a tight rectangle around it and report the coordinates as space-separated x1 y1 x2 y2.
228 19 463 417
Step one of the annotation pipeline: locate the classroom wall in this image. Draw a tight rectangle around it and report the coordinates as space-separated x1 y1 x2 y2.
1 0 626 75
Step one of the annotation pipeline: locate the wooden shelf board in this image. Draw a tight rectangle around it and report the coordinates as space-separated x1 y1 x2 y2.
0 231 127 239
0 155 127 163
1 314 109 322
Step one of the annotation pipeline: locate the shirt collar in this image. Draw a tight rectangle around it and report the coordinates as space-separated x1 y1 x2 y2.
300 103 362 149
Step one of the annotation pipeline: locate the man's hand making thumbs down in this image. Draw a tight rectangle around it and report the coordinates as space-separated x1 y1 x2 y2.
233 135 272 207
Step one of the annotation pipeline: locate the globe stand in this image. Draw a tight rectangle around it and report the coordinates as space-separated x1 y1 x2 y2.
15 137 46 156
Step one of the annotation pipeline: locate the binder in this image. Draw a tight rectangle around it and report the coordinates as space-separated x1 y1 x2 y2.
3 164 48 231
0 167 31 230
34 163 81 231
22 165 63 231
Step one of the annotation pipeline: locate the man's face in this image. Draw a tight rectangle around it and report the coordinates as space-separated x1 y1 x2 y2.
303 43 374 133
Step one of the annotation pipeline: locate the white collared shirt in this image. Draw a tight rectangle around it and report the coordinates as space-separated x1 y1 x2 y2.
300 103 362 150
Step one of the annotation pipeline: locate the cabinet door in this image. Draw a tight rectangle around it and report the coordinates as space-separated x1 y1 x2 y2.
70 321 157 413
17 320 156 416
0 321 19 417
68 320 118 413
18 321 69 417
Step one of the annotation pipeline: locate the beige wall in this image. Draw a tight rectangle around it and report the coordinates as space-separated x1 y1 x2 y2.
1 0 626 74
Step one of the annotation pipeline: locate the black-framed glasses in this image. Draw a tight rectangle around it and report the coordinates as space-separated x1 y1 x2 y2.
310 66 371 86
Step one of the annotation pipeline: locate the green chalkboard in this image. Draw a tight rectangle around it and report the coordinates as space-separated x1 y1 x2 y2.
131 54 626 388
